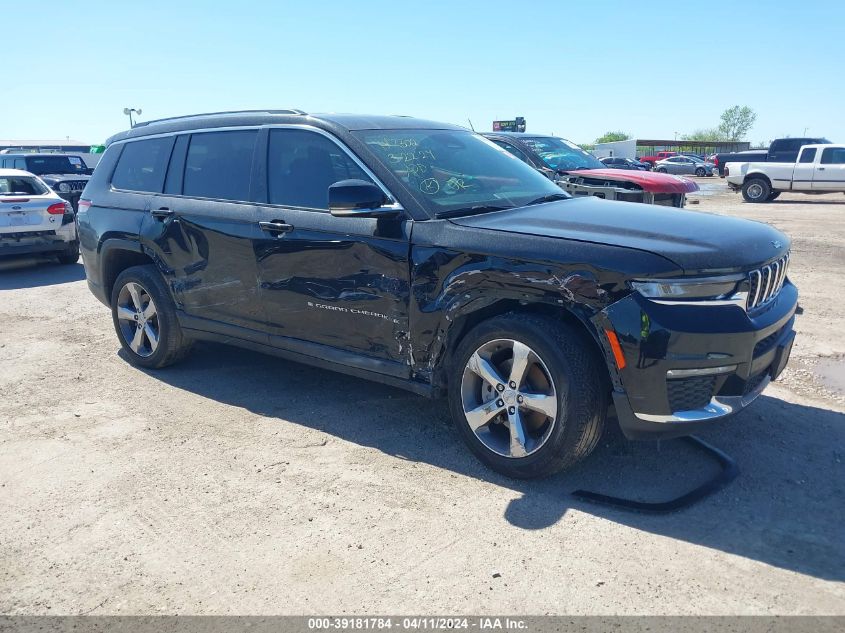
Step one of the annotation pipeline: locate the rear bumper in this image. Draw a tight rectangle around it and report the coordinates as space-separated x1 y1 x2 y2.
0 223 76 258
594 282 798 439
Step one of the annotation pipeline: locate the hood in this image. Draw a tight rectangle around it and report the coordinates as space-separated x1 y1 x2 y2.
560 168 699 193
450 195 789 274
39 173 91 183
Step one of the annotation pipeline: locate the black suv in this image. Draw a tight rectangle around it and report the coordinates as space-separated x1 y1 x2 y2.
0 153 92 211
77 110 797 478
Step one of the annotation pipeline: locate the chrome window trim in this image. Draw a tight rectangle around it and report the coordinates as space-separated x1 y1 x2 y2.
107 124 404 212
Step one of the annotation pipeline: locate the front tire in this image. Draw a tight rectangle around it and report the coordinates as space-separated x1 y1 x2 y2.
110 265 192 369
742 178 771 203
695 167 706 177
657 167 668 173
767 191 781 201
448 313 608 479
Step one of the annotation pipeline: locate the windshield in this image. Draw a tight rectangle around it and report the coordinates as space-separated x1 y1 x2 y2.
354 129 566 217
24 155 87 175
0 176 49 195
518 137 605 171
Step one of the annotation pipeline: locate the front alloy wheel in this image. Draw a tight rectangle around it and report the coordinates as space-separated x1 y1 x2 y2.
116 282 159 357
460 338 558 458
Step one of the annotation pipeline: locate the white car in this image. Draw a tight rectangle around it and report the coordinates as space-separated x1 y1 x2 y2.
0 168 79 263
725 144 845 202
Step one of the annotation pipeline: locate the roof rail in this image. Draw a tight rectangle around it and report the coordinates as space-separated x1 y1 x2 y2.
133 109 307 128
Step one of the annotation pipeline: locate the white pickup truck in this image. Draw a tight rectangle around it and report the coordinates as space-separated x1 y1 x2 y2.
725 143 845 202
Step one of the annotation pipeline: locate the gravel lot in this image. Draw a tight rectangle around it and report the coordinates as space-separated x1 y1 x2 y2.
1 179 843 615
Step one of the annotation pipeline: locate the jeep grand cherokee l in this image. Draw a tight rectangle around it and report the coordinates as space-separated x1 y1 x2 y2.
77 110 797 479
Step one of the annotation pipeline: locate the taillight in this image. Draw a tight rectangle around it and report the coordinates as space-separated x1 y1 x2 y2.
47 202 66 215
78 199 92 212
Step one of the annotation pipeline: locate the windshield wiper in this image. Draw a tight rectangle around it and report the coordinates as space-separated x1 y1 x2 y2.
435 204 514 219
524 193 569 206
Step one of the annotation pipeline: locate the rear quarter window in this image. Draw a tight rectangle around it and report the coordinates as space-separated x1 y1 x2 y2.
111 137 175 193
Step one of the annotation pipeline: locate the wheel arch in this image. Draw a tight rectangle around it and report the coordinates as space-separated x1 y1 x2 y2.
100 239 157 302
431 298 610 391
744 171 772 186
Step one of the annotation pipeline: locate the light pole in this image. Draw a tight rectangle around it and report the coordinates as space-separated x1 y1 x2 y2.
123 107 142 127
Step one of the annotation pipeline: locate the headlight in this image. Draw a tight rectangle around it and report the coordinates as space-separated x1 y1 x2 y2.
57 183 71 193
631 275 745 302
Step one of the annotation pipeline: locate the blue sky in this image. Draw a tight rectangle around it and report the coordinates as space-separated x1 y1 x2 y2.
3 0 842 145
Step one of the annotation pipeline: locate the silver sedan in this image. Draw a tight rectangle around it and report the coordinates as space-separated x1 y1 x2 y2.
654 156 715 176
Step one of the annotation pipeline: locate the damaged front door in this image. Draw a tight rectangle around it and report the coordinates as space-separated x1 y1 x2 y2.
254 127 411 372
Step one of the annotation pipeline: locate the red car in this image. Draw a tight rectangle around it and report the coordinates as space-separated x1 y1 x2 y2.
484 133 697 207
638 151 677 166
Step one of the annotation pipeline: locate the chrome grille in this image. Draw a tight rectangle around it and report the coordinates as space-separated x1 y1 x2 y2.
747 253 790 311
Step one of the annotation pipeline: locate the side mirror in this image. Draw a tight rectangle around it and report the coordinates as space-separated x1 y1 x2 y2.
329 179 398 218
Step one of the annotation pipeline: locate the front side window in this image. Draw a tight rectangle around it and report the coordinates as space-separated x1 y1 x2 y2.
268 129 372 210
820 147 845 165
0 176 49 195
183 130 257 201
799 148 817 163
518 137 605 171
355 129 565 217
491 140 531 165
111 137 174 193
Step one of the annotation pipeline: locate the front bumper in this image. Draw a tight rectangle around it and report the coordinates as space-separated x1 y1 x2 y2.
593 281 798 439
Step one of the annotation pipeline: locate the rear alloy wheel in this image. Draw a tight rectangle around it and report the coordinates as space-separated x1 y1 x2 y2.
742 178 771 203
448 314 607 478
695 167 706 177
111 265 192 368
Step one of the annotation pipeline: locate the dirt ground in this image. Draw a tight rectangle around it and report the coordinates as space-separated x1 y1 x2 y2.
1 179 843 615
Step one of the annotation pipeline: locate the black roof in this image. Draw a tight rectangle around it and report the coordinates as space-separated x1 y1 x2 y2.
106 110 466 145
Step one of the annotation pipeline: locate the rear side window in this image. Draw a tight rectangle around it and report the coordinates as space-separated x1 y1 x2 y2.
798 148 816 163
183 130 257 201
821 147 845 164
111 138 174 192
267 129 372 210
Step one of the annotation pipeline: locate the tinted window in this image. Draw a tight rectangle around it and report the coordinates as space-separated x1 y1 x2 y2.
798 148 816 163
111 138 174 192
14 159 26 169
164 134 190 194
183 130 257 201
0 176 49 195
492 140 531 165
268 129 372 210
821 147 845 164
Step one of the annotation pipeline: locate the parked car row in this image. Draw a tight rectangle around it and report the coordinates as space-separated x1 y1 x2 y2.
71 109 797 479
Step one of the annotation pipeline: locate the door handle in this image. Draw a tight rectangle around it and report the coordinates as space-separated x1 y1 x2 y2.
818 167 825 171
259 220 294 235
151 207 174 219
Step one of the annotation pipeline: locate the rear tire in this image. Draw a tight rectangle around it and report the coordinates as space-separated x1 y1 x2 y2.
57 241 79 265
657 167 668 173
448 313 608 479
695 167 706 177
742 178 771 203
110 265 193 369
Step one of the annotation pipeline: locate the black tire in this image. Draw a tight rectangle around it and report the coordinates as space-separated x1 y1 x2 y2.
695 167 706 177
657 167 668 173
448 313 608 479
110 264 192 369
56 240 79 265
742 177 771 203
767 191 781 201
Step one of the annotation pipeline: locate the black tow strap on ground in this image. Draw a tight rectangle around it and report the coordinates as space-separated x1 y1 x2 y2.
571 435 739 513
